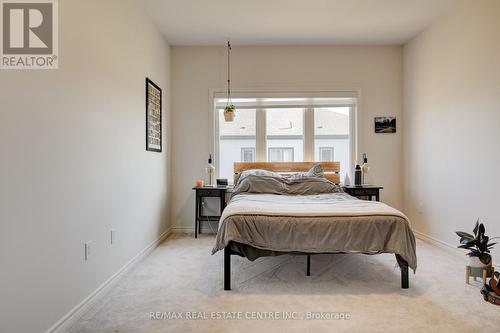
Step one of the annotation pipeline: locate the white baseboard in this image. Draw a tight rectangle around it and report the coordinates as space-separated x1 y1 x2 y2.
172 225 217 235
414 229 499 271
45 228 172 333
413 229 463 258
171 227 192 233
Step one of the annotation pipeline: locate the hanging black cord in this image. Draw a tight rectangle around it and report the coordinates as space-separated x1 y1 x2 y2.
226 41 232 107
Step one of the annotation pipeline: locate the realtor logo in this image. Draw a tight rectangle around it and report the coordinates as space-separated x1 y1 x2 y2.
1 0 58 69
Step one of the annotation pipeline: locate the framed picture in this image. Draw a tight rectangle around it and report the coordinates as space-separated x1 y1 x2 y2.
374 117 396 133
146 78 162 152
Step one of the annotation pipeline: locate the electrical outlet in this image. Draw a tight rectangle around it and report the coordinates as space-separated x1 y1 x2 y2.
85 241 92 260
110 229 116 245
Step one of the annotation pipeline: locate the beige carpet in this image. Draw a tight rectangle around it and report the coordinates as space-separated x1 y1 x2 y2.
68 233 500 333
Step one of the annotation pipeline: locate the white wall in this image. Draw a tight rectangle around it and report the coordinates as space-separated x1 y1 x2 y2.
0 1 171 332
172 46 403 230
403 0 500 264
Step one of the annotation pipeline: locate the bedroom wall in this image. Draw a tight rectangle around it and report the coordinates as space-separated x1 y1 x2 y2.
171 46 403 231
403 0 500 264
0 1 171 332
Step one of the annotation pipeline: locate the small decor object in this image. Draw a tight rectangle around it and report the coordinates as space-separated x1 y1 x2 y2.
195 180 205 187
216 179 228 187
374 117 396 133
481 271 500 305
223 41 236 122
343 173 351 186
482 283 500 305
206 154 216 186
456 220 498 285
146 78 162 152
224 104 235 122
361 153 370 185
489 272 500 295
354 164 362 186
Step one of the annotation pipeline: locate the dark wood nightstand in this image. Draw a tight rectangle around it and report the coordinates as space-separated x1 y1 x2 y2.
192 186 227 238
342 185 383 201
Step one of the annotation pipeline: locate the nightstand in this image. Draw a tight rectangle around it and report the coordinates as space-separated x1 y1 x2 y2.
192 186 227 238
343 185 383 201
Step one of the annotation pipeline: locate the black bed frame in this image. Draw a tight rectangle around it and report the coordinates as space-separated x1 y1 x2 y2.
223 242 409 290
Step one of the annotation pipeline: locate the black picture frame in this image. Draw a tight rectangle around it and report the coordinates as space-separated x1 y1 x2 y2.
145 78 162 152
374 116 396 133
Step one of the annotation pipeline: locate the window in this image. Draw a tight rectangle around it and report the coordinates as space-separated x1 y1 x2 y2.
314 107 351 176
241 147 255 162
319 147 334 162
268 147 294 162
266 108 303 162
218 109 256 180
213 95 356 181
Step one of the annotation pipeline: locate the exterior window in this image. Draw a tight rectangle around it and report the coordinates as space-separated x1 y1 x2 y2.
266 108 303 162
218 109 256 180
314 107 351 179
241 147 255 162
268 147 294 162
214 96 355 182
319 147 334 162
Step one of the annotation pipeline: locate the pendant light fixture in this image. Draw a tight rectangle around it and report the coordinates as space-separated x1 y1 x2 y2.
223 41 235 122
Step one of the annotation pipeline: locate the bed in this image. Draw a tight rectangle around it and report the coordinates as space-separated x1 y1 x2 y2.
212 162 417 290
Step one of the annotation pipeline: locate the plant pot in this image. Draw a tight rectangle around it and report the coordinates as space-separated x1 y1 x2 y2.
466 260 494 285
224 111 235 122
469 256 489 267
224 104 235 122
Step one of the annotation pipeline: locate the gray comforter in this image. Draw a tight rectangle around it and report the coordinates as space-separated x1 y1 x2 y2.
212 170 417 271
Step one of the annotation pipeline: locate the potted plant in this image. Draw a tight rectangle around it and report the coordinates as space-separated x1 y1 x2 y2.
223 41 236 122
224 104 235 122
456 220 497 267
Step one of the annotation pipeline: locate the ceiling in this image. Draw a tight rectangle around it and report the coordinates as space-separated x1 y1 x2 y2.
143 0 457 46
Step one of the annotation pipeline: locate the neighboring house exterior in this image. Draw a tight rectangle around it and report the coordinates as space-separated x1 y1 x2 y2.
218 107 350 181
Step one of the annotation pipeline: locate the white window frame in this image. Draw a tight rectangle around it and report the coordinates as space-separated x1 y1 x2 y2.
319 147 335 162
241 147 256 162
268 147 295 162
209 89 359 181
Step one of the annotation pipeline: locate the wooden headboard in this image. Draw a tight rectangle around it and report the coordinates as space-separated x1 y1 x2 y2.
234 162 340 184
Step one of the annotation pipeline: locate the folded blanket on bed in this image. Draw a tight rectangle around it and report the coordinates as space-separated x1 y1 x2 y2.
219 193 409 223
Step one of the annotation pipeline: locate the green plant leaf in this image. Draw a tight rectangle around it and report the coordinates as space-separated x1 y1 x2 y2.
456 231 474 240
460 239 477 246
467 249 480 256
478 223 485 236
473 220 479 236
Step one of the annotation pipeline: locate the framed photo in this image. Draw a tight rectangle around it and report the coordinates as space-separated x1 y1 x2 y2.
146 78 162 152
374 117 396 133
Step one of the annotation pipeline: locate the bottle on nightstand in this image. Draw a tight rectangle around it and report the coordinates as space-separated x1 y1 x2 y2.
206 154 215 187
361 153 370 185
354 164 362 186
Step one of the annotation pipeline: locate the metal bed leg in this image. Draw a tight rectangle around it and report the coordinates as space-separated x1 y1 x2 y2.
395 254 409 289
224 245 231 290
401 264 409 289
306 255 311 276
